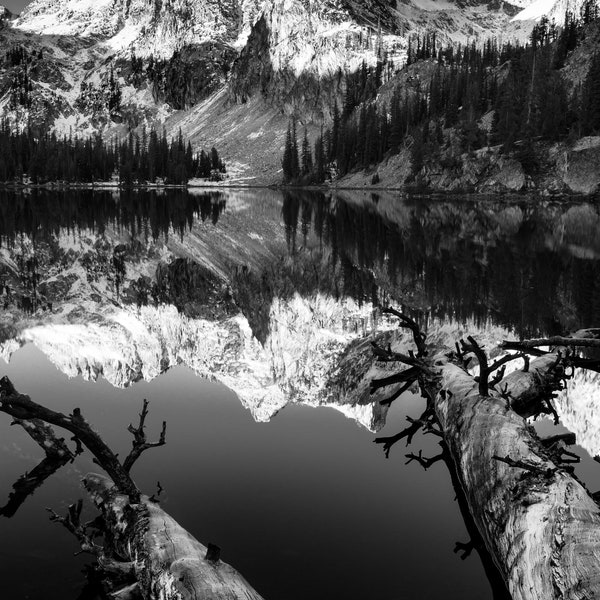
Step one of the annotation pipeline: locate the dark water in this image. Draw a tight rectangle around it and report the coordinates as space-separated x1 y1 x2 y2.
1 188 600 600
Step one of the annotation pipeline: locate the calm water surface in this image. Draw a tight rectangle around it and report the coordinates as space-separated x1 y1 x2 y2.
1 188 600 600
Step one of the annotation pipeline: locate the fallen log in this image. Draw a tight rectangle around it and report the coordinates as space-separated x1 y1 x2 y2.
502 328 600 352
85 474 264 600
0 376 265 600
372 315 600 600
437 362 600 600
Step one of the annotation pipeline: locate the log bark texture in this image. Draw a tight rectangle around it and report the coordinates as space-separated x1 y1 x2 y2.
84 474 265 600
434 359 600 600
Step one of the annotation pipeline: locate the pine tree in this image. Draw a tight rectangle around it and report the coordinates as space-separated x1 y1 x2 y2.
313 128 326 183
301 128 313 176
291 119 300 180
581 53 600 134
330 103 341 163
282 122 295 182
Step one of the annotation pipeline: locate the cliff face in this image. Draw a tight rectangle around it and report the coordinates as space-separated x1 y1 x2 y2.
0 0 559 183
14 0 243 53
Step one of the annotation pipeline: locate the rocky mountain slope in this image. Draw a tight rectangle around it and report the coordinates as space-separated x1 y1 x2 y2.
0 0 567 184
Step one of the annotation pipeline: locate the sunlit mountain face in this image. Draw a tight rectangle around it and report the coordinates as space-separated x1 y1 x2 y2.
1 189 599 432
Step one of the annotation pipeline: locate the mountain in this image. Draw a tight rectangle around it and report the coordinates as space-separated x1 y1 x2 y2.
2 189 600 432
0 188 543 431
13 0 244 55
0 0 569 184
0 188 400 430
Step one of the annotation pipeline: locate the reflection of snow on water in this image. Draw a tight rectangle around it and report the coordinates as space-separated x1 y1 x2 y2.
557 370 600 458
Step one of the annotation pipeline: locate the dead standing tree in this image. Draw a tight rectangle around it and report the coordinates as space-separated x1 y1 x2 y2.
371 313 600 600
0 376 265 600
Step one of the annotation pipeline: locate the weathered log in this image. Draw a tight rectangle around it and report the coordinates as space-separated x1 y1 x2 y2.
84 474 265 600
502 333 600 351
1 376 264 600
372 315 600 599
404 440 511 599
501 354 564 419
435 362 600 599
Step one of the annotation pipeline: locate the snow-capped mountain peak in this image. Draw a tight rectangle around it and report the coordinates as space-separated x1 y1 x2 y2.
13 0 244 57
511 0 586 23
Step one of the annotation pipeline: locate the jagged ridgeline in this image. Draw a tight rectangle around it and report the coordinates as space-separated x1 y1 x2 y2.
0 122 226 185
282 2 600 186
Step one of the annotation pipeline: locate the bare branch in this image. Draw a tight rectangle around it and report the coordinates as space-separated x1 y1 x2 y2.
122 399 167 473
371 341 418 366
11 418 73 460
1 376 140 502
405 449 445 470
373 408 435 458
489 365 506 388
379 380 415 407
0 411 75 517
492 455 556 478
488 353 527 375
503 337 600 351
459 340 527 397
454 540 475 560
541 433 576 447
370 366 420 393
460 337 490 395
381 307 428 357
47 499 102 557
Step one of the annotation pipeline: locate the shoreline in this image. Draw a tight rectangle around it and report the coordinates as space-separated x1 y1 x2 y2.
0 180 597 199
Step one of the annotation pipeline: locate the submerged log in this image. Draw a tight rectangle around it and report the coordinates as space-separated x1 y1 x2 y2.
373 315 600 600
0 415 74 518
84 474 264 600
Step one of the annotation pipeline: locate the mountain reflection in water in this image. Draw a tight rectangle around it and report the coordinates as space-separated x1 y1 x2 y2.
1 188 600 600
280 190 600 339
2 188 598 339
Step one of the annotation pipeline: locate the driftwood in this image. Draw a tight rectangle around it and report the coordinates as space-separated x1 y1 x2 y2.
85 474 264 600
372 312 600 600
0 376 265 600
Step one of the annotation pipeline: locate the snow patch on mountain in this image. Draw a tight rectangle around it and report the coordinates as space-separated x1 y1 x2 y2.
14 0 121 37
14 0 243 57
511 0 587 23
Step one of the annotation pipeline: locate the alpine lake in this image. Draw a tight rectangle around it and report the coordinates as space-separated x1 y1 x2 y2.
1 188 600 600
